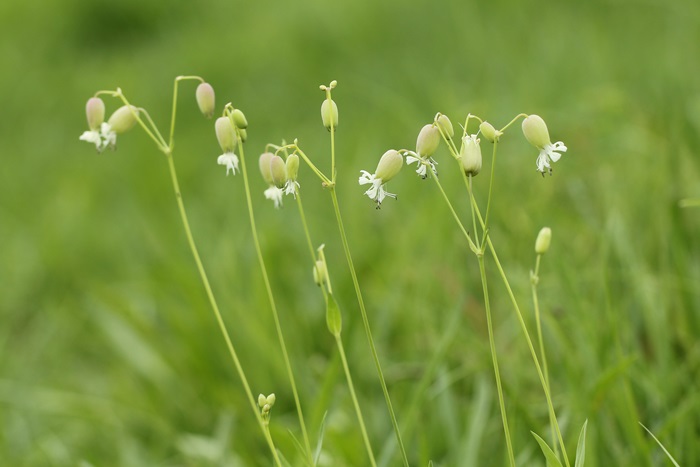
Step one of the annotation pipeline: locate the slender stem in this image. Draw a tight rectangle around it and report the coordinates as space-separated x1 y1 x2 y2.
169 76 204 147
498 113 527 133
295 147 332 186
328 188 409 467
164 152 281 466
111 91 166 149
237 142 314 465
429 173 479 253
531 254 557 457
482 140 498 241
295 190 317 264
335 335 378 467
478 255 516 467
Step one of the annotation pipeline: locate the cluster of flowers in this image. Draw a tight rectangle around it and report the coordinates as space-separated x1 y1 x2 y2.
79 97 139 152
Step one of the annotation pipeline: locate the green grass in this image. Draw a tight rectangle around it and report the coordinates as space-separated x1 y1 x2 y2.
1 0 700 464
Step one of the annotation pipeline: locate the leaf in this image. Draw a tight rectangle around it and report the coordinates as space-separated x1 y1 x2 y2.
314 411 328 465
574 419 588 467
532 431 563 467
639 422 680 467
287 430 312 467
326 293 342 337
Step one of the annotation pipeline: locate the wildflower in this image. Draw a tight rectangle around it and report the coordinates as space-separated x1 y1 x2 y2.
284 154 300 197
479 121 502 143
535 227 552 255
79 102 137 152
215 116 239 175
359 149 403 207
195 82 215 118
521 114 567 175
436 114 454 139
321 98 338 131
406 124 440 178
461 134 482 176
260 153 286 208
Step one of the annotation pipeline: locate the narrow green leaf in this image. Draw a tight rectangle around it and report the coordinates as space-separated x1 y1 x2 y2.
287 430 312 467
574 419 588 467
314 411 328 465
532 431 564 467
326 293 342 337
639 422 680 467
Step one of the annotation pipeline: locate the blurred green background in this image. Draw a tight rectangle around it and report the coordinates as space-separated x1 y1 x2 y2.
1 0 699 465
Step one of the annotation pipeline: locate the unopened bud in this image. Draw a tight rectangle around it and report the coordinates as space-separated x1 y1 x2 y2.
416 124 440 157
436 114 454 139
232 109 248 129
195 83 215 118
266 394 276 406
460 135 482 176
313 260 327 286
375 150 403 182
286 154 300 181
238 128 248 142
535 227 552 255
257 394 266 408
321 99 338 131
479 121 502 143
107 105 138 134
259 152 274 185
522 114 551 149
85 97 105 130
215 116 237 152
270 155 287 188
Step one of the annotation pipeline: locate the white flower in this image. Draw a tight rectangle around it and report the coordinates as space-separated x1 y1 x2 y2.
535 142 567 174
217 152 240 175
284 179 300 198
359 170 396 206
359 149 403 207
79 122 116 153
264 186 284 208
404 151 437 179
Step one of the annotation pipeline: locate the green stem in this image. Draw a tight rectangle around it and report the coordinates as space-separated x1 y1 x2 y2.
482 140 498 243
328 188 409 467
169 76 204 147
478 255 516 467
335 335 378 467
531 254 557 457
237 142 314 465
164 152 281 466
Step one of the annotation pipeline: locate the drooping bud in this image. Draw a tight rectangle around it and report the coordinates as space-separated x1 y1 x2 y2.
535 227 552 255
269 155 287 188
259 152 274 185
321 99 338 131
416 124 440 157
215 116 237 152
195 83 215 118
232 109 248 129
107 105 138 134
479 121 502 143
238 128 248 142
286 154 300 181
313 260 327 286
436 114 454 139
85 97 105 131
522 114 552 149
375 149 403 182
460 135 482 176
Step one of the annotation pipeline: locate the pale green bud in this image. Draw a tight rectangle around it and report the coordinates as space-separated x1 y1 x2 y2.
259 152 274 185
107 105 138 134
460 135 482 176
262 404 271 414
266 394 276 406
232 109 248 129
238 128 248 142
195 82 215 118
215 116 237 153
416 124 440 157
535 227 552 255
286 154 300 181
479 121 502 143
522 114 552 149
270 155 287 188
321 99 338 131
85 97 105 131
436 114 454 139
313 260 326 286
375 149 403 182
257 394 266 408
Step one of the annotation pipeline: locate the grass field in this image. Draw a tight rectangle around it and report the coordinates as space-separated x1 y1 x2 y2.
1 0 699 465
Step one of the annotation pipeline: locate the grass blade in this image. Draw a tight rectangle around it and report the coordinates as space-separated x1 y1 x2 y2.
532 431 564 467
574 420 588 467
639 422 680 467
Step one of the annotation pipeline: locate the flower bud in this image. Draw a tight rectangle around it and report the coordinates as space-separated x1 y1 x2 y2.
416 124 440 157
460 135 482 176
286 154 300 181
107 105 138 134
522 114 552 149
258 394 266 408
313 260 327 286
535 227 552 255
195 82 215 118
85 97 105 131
479 121 502 143
269 155 287 188
266 393 276 406
321 99 338 131
259 152 274 185
232 109 248 129
436 114 454 139
375 149 403 182
215 116 237 152
238 128 248 142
